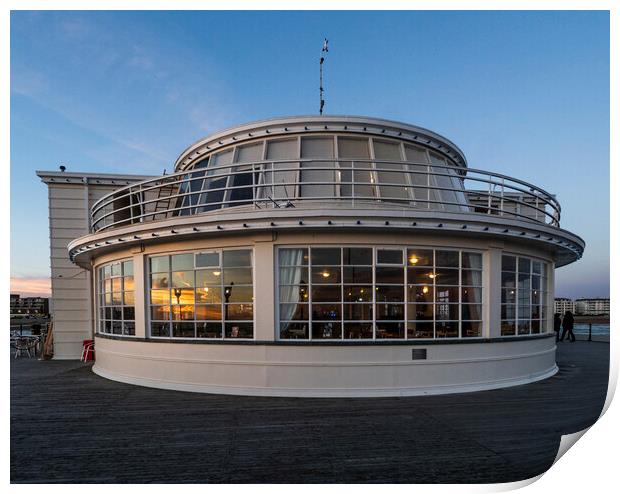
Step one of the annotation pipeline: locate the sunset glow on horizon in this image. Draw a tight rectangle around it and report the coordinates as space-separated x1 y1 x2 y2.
10 277 51 297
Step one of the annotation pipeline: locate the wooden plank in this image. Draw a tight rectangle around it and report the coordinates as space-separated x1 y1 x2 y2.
10 341 609 483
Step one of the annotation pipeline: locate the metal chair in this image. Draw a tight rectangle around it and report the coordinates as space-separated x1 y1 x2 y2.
14 337 37 359
80 339 95 362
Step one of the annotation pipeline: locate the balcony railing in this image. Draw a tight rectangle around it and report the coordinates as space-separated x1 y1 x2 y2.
90 159 561 233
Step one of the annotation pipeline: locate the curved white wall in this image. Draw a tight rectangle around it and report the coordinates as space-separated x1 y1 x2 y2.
93 335 557 397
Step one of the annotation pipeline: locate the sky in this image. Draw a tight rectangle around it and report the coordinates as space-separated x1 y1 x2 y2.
10 10 609 298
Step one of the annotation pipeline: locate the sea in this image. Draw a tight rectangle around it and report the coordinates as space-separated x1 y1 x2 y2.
573 324 610 337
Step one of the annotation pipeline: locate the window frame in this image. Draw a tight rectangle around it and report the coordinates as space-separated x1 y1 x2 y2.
500 253 550 337
276 245 484 341
96 258 136 337
147 247 255 340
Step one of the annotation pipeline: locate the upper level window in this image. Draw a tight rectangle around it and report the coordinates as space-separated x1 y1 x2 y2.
97 260 135 336
180 135 464 212
149 249 254 339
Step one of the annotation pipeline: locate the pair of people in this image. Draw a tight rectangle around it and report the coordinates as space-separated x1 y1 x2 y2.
553 311 576 342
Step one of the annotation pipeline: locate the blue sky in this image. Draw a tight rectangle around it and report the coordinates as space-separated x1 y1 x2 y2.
10 10 609 298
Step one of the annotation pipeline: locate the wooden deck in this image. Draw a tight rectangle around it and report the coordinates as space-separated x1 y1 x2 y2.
11 340 609 483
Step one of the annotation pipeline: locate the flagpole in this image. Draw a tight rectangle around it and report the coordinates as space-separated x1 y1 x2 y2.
320 38 328 115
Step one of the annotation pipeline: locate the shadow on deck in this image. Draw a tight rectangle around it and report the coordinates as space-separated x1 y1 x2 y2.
10 340 609 483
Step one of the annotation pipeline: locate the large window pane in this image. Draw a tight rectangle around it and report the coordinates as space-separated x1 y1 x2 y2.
435 250 459 267
196 252 219 268
344 323 373 339
436 321 458 338
311 248 341 265
462 321 482 338
312 266 342 284
223 250 252 267
312 322 342 339
225 323 253 338
223 268 253 285
172 271 194 288
197 322 222 338
343 266 373 284
147 249 253 339
343 247 372 265
344 285 372 302
312 285 342 302
462 253 482 269
408 267 436 285
171 254 194 271
407 249 433 267
195 286 222 304
461 270 482 286
408 321 434 339
374 140 408 201
375 266 404 284
279 303 309 320
280 322 309 339
375 285 403 302
407 285 433 303
312 304 341 320
502 256 516 272
300 137 336 198
225 304 253 320
435 268 459 285
196 269 223 286
376 304 404 320
376 322 404 339
338 137 373 198
195 304 222 320
377 249 403 265
343 304 373 320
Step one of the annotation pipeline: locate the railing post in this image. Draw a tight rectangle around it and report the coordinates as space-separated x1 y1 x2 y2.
589 323 592 342
252 163 257 210
426 164 430 209
351 160 355 207
500 177 505 217
487 178 492 215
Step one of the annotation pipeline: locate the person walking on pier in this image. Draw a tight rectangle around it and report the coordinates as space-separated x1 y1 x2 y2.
553 313 562 342
560 310 576 342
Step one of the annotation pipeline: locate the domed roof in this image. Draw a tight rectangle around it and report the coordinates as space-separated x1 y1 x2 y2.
174 115 467 172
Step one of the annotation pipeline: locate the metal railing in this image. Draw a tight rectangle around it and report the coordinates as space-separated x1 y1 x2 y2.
90 159 561 232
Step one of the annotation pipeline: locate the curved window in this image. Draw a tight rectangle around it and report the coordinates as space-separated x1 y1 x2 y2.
97 260 135 336
278 246 483 340
500 255 550 336
181 135 466 211
148 249 254 339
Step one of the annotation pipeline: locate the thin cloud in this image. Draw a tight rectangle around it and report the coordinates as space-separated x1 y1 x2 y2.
11 277 51 297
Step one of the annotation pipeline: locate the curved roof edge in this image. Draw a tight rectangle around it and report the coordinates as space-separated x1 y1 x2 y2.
174 115 468 172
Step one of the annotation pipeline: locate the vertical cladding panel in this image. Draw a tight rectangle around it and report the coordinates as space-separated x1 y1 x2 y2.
40 173 152 359
46 182 91 358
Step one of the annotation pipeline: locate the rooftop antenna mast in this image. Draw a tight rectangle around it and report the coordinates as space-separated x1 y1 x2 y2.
319 38 328 115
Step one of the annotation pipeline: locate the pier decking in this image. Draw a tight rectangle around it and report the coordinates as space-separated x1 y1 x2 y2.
11 341 609 484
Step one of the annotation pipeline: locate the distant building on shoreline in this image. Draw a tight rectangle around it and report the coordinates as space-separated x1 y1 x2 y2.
10 293 50 317
554 298 574 315
574 298 610 316
554 297 609 316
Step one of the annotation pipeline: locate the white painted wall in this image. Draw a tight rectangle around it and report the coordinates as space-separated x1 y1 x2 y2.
37 171 153 359
88 230 557 396
93 335 557 397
